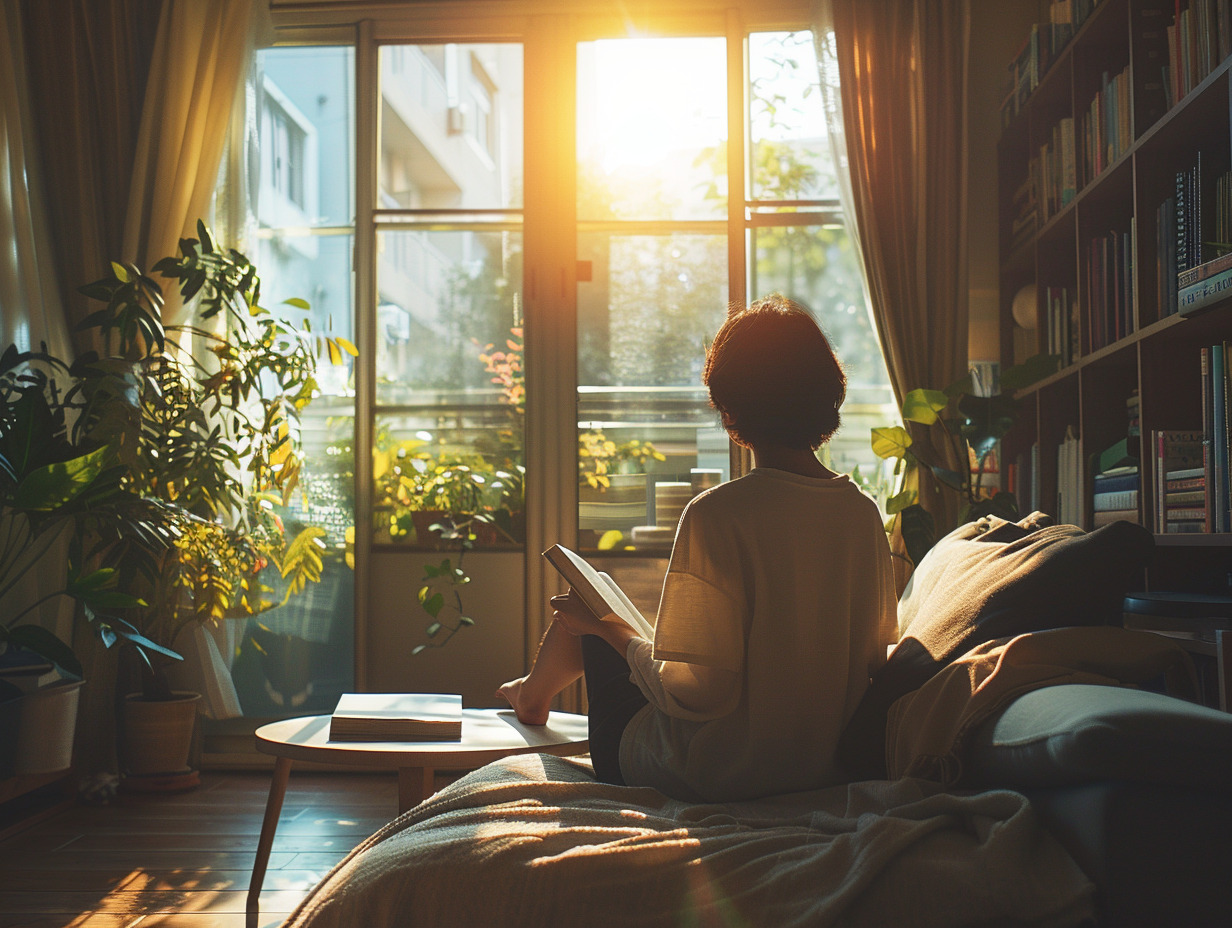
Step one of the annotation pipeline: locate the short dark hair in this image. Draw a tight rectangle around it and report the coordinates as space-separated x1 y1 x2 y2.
703 294 846 450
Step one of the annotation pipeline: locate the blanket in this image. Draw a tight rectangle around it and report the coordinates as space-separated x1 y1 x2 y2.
284 753 1095 928
886 626 1199 785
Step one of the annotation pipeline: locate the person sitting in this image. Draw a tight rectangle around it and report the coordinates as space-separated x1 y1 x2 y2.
498 293 897 802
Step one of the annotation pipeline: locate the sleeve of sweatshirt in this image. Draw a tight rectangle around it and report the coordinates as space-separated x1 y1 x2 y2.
625 637 740 721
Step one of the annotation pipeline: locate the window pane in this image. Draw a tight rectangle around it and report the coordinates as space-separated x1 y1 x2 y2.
231 46 356 719
258 47 355 226
577 38 727 221
748 32 837 201
577 232 728 551
379 44 523 209
374 229 524 545
376 230 523 405
752 224 898 503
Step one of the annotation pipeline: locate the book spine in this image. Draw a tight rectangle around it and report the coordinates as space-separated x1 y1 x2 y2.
1166 506 1208 520
1215 344 1229 531
1203 346 1215 530
1176 249 1232 288
1178 265 1232 315
1093 489 1139 510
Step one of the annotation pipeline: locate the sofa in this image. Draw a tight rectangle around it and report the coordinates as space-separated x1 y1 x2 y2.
284 515 1232 928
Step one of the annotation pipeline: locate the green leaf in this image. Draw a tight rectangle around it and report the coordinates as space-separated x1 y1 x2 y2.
3 626 83 679
886 486 918 514
899 503 936 568
930 465 966 491
13 445 112 510
901 388 949 425
422 592 444 618
871 425 912 460
957 393 1017 459
425 622 442 637
111 261 130 282
282 297 310 309
412 644 427 655
459 616 475 627
1000 353 1062 392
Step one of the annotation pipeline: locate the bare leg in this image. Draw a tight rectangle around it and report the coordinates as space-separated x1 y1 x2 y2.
497 619 583 725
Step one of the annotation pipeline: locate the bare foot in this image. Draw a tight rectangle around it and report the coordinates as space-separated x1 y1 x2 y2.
496 677 550 725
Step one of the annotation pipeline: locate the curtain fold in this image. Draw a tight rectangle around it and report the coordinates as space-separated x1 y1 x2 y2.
2 0 81 761
123 0 259 327
0 0 69 359
814 0 972 538
21 0 162 357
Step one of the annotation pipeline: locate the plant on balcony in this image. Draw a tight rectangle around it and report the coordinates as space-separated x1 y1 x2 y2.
578 430 665 490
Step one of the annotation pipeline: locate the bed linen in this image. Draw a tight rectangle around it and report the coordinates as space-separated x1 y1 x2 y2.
283 752 1095 928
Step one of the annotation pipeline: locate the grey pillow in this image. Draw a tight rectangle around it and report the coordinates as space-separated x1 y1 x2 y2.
962 683 1232 789
837 514 1155 781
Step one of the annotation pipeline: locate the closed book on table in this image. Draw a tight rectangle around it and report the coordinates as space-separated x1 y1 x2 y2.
329 693 463 742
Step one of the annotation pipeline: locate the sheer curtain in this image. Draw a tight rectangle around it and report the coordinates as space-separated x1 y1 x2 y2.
123 0 265 324
814 0 972 543
125 0 269 721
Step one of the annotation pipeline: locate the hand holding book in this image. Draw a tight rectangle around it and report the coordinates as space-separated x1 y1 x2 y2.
549 589 609 637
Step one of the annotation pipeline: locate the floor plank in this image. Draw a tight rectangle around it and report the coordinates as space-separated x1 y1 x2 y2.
0 770 399 926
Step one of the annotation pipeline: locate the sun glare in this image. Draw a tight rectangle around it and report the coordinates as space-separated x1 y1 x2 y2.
581 37 727 175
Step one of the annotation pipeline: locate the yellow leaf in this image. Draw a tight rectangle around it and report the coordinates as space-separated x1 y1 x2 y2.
871 426 912 460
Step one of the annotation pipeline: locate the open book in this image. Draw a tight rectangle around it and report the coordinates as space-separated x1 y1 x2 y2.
329 692 463 742
542 544 655 640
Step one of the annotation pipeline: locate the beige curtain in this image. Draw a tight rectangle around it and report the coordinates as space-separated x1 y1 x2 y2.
123 0 260 326
0 0 75 655
1 0 69 358
814 0 972 539
20 0 162 357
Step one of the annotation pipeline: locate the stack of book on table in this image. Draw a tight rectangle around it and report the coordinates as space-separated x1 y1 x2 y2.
329 693 463 742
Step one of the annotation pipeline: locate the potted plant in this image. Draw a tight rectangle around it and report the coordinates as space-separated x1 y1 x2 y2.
871 354 1058 569
577 429 665 544
0 343 182 777
74 222 355 784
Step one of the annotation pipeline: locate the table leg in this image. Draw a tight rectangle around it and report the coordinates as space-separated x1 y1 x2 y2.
247 755 293 924
397 766 434 812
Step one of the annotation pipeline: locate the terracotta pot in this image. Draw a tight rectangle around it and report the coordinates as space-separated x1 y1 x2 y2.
121 691 201 778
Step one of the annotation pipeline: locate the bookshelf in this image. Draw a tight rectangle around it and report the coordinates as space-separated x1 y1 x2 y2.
998 0 1232 592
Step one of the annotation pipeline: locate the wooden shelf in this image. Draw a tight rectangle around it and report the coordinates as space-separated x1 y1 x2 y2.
999 1 1232 590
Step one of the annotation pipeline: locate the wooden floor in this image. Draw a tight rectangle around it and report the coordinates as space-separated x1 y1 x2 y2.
0 770 405 928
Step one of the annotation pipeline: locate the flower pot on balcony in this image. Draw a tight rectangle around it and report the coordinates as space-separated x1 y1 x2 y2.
411 510 448 547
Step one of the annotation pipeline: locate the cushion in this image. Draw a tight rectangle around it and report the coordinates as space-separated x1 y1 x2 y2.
962 683 1232 789
836 513 1155 780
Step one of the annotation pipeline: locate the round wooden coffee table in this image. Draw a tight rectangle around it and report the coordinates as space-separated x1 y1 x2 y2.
247 708 588 917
